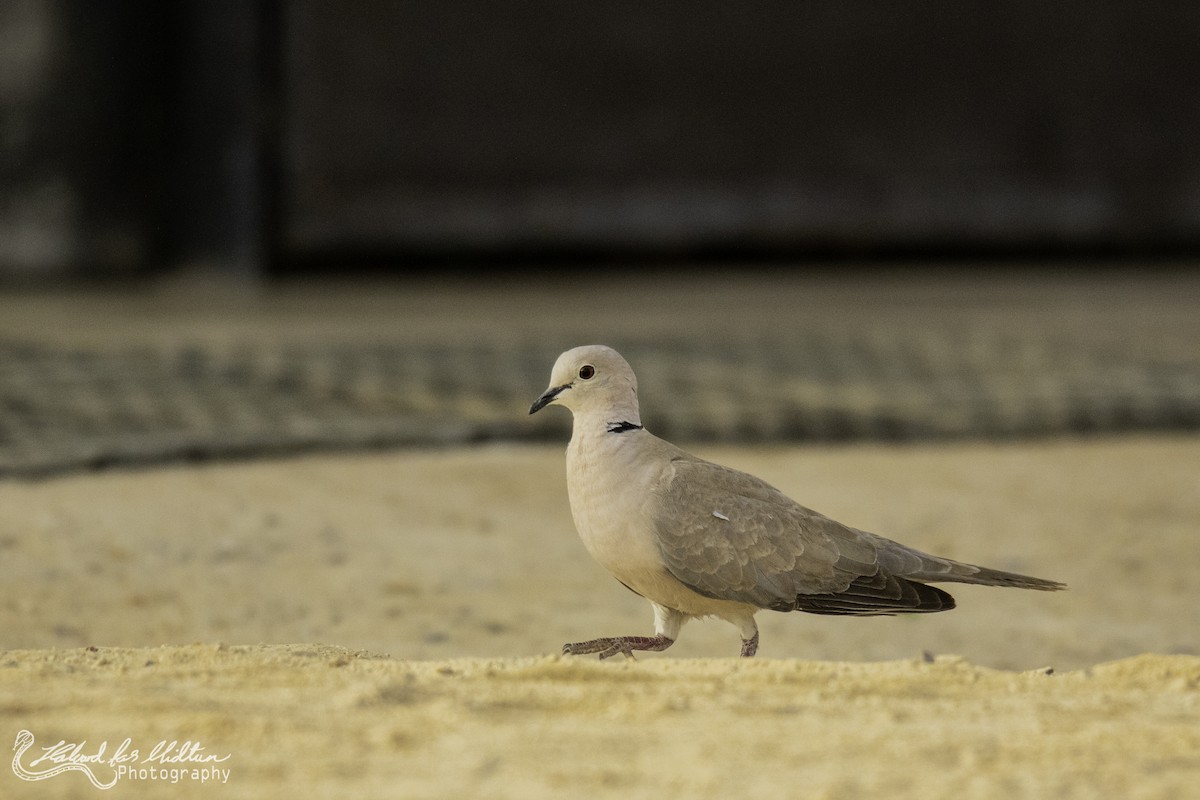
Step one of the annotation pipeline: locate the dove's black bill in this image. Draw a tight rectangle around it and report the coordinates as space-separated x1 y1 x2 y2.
529 384 569 414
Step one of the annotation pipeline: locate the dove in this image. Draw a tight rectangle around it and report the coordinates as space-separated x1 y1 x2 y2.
529 344 1065 659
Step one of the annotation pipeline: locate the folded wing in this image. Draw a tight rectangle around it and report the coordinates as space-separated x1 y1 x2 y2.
649 454 1062 616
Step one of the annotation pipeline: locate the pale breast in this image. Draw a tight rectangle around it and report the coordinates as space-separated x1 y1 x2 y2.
564 430 751 618
566 430 665 580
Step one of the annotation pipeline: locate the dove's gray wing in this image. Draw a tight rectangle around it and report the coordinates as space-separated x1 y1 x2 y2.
649 453 1060 616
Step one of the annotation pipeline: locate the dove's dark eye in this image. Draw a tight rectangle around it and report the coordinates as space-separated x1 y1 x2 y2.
578 365 595 380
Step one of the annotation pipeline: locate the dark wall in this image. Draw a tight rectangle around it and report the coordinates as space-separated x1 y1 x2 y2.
284 2 1200 261
0 1 175 279
3 1 1199 279
0 1 267 281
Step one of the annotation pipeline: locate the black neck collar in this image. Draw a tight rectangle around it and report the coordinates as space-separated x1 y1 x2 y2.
606 420 643 434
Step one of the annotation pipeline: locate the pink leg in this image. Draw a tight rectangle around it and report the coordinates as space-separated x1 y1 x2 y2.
563 635 675 660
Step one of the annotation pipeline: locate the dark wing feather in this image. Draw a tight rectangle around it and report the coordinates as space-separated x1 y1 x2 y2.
790 575 955 615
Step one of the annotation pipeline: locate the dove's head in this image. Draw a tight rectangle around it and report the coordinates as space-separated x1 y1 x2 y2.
529 345 640 423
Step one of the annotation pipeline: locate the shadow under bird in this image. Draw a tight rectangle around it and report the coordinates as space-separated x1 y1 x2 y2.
529 344 1066 659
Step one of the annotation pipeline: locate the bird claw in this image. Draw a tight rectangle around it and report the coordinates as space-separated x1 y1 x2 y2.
561 639 625 659
562 635 673 660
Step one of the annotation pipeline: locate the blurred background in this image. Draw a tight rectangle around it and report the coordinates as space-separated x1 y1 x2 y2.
3 0 1199 280
1 1 1198 668
0 1 1198 475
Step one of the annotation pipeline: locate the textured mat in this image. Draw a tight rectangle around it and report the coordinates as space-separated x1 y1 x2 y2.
2 327 1197 477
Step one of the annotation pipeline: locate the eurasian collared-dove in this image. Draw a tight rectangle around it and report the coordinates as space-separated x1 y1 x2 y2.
530 344 1065 659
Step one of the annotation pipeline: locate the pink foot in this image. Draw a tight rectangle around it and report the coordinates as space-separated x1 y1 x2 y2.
562 635 674 660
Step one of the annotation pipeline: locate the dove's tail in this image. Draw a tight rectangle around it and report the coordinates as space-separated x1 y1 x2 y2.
781 558 1063 618
872 535 1067 591
910 558 1067 591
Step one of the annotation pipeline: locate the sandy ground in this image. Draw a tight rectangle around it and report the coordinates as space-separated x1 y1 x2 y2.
4 645 1198 800
2 436 1199 797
